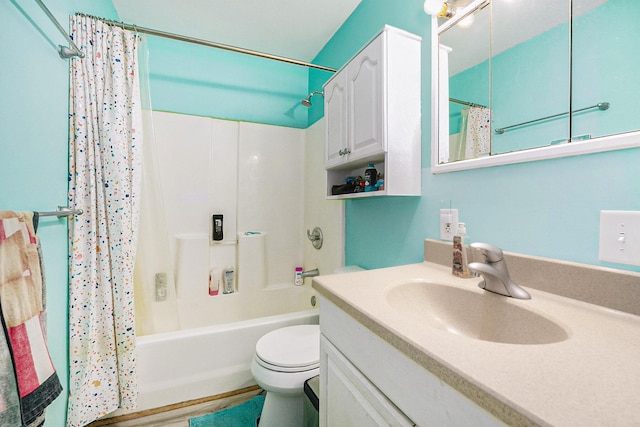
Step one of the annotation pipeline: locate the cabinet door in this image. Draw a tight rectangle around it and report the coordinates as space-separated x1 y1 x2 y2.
320 335 414 427
325 71 348 168
348 34 385 162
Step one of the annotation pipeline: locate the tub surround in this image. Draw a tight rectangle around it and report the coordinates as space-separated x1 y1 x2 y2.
313 240 640 426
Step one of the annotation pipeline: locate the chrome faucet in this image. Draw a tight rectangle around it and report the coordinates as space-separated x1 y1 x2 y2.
468 243 531 300
301 268 320 279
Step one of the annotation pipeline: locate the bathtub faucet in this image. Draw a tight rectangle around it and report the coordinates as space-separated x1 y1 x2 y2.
301 268 320 279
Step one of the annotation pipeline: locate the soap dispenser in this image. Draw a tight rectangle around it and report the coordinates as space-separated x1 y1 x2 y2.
452 222 471 278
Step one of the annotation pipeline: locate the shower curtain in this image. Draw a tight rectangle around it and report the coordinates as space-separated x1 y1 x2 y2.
450 106 491 161
67 15 142 426
464 106 491 159
450 108 469 162
133 37 180 336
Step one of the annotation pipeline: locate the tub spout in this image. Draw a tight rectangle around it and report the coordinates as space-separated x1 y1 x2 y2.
301 268 319 279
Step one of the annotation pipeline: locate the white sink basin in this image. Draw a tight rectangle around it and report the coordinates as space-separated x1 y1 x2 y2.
386 280 568 345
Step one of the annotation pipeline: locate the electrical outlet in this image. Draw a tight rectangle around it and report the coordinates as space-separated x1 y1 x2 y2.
440 208 459 241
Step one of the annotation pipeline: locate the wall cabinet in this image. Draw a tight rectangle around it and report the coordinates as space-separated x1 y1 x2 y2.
325 35 384 168
324 25 421 199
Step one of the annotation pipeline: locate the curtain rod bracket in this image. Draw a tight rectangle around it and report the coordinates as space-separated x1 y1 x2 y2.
58 45 83 59
35 0 84 59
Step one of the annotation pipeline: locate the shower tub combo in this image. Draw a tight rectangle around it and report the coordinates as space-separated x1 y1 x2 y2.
121 112 326 415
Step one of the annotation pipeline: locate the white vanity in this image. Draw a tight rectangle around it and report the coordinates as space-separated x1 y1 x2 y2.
313 241 640 426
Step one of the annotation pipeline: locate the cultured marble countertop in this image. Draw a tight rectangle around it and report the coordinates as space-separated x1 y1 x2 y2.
312 261 640 427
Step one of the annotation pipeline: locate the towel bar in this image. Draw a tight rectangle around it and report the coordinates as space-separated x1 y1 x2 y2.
38 206 83 217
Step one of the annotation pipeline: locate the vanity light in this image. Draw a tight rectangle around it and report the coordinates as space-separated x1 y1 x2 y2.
457 13 475 28
423 0 456 18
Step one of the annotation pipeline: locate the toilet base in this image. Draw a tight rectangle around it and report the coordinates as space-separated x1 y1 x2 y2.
258 391 304 427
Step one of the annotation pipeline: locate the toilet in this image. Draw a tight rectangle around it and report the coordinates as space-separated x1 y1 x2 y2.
251 324 320 427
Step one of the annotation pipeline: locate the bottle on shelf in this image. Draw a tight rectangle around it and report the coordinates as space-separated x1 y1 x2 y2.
364 163 378 192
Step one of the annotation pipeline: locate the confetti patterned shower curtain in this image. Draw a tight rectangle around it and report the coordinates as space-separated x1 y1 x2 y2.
67 15 142 426
464 106 492 159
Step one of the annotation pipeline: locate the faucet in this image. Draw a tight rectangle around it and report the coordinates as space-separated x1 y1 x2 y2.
301 268 320 279
467 243 531 300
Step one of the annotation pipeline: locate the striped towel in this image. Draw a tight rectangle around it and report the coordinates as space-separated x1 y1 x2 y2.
0 211 62 427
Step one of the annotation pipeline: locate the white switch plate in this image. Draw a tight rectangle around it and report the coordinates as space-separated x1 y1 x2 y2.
599 210 640 266
440 208 458 241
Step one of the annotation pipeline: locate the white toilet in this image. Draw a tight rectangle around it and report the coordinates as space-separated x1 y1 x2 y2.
251 324 320 427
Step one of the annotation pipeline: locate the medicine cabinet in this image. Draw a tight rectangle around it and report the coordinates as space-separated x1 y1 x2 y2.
432 0 640 173
324 25 421 199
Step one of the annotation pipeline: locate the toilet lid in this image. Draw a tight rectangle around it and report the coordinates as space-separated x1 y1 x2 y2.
255 325 320 370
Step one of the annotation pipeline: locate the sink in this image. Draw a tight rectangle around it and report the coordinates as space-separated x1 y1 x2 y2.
386 280 568 345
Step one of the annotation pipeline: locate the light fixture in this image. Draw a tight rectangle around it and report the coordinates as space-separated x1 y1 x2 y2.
423 0 456 18
457 13 475 28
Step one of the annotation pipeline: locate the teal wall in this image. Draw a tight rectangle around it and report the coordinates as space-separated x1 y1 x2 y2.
0 1 119 425
311 0 640 272
144 34 311 128
572 0 640 138
490 21 570 153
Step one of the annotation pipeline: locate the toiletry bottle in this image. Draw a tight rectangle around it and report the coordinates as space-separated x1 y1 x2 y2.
364 163 377 192
209 268 219 296
295 267 303 286
452 222 471 278
222 267 235 294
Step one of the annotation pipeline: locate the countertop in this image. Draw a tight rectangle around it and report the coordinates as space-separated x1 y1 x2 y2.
312 261 640 427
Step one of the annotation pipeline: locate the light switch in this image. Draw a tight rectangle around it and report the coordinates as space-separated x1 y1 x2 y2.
599 210 640 266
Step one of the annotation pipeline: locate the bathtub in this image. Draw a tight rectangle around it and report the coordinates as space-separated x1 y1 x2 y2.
129 308 319 414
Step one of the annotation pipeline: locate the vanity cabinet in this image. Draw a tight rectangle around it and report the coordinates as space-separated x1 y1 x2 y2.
319 296 505 427
324 25 421 199
320 335 414 426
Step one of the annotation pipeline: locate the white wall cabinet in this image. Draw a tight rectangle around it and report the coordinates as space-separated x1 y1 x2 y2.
325 35 384 168
324 25 422 199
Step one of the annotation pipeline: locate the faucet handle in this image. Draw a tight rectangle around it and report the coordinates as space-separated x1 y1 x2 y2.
469 242 504 263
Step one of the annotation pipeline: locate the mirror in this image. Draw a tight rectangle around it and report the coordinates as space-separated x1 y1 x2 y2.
433 0 640 171
439 3 491 162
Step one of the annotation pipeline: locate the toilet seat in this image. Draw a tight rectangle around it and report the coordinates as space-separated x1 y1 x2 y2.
255 325 319 373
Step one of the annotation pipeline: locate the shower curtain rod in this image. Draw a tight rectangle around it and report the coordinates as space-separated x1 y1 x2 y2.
449 97 486 108
32 0 337 71
75 13 338 73
35 0 84 58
